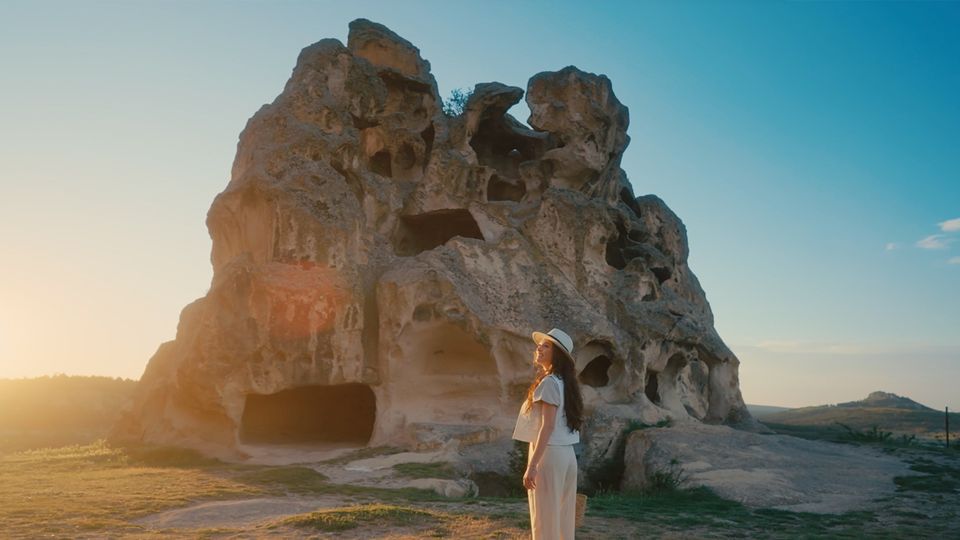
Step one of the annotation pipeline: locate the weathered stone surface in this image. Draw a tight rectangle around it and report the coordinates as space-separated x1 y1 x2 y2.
623 422 917 513
110 19 756 474
405 478 479 498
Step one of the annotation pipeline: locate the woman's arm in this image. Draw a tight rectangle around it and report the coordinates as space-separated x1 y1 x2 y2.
523 402 557 490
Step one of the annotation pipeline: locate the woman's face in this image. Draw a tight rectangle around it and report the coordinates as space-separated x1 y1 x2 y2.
534 340 554 371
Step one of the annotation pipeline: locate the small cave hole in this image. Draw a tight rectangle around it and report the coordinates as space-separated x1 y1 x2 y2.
369 150 392 178
487 174 526 202
420 123 435 167
651 266 672 284
605 237 627 269
351 114 378 130
469 118 546 178
412 304 434 322
605 220 631 270
578 355 612 387
396 143 416 170
606 220 651 271
239 384 375 445
627 228 646 243
392 209 485 256
620 187 643 218
644 370 660 405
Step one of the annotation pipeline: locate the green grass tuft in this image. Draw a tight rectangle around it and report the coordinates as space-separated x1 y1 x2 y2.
644 458 687 494
236 466 330 494
282 503 440 531
121 443 224 468
894 457 960 494
589 486 880 537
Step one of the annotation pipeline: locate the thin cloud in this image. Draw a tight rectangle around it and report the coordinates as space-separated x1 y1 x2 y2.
940 218 960 233
916 234 953 250
744 340 960 356
885 242 899 251
751 340 884 355
949 256 960 265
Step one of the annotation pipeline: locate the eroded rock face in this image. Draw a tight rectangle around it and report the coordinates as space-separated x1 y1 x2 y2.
110 19 754 471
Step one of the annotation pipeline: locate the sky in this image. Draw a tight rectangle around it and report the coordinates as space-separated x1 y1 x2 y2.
0 0 957 409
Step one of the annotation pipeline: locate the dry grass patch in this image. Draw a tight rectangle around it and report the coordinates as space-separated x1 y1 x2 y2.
0 440 261 537
272 502 528 538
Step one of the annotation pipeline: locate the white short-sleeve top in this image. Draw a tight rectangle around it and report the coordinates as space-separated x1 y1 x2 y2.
512 374 580 445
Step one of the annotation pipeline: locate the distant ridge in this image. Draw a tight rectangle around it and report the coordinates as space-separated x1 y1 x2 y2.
836 391 935 411
746 404 793 417
759 390 951 439
0 375 138 453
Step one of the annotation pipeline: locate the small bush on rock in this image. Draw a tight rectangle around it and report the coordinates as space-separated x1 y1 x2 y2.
442 87 472 116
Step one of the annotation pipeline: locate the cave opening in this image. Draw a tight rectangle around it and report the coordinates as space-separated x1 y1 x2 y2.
370 150 392 178
469 112 550 204
644 370 660 404
392 209 485 256
605 219 635 270
651 266 672 284
239 384 375 445
396 143 416 170
620 187 643 218
487 174 526 202
469 118 544 178
420 124 435 167
578 355 612 387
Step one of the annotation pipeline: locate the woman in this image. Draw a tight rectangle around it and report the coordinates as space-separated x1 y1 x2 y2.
512 327 584 540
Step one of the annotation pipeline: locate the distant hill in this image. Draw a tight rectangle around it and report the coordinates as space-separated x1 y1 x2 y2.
836 391 935 411
746 404 793 417
0 375 138 453
760 391 952 440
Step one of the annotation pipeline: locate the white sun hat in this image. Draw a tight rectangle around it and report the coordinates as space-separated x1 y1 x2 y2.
532 328 575 358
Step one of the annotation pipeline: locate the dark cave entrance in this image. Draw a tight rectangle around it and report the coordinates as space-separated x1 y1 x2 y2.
239 384 375 445
578 355 612 387
392 209 485 256
644 370 661 405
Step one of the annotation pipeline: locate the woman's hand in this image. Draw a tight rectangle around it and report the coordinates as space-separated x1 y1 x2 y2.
523 463 539 490
523 401 557 491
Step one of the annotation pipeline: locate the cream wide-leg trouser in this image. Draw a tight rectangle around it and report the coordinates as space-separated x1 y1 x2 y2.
527 442 577 539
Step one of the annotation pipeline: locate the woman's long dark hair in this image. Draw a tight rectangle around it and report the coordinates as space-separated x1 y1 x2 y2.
523 340 585 432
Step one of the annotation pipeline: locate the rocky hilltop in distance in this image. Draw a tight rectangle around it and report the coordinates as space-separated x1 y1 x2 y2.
110 18 755 476
837 391 935 411
760 391 950 440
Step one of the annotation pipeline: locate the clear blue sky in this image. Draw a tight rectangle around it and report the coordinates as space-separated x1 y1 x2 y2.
1 0 957 408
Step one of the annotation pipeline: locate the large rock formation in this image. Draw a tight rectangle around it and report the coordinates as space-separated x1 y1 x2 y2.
111 19 753 473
